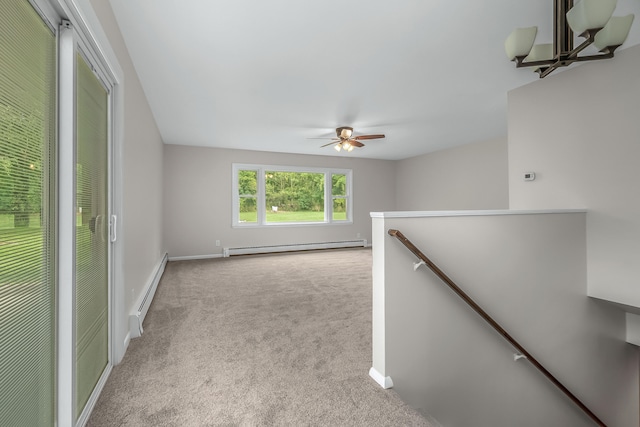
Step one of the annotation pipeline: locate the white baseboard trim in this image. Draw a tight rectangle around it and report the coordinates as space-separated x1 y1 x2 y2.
122 332 130 354
129 253 168 338
168 253 224 261
223 239 367 257
369 367 394 389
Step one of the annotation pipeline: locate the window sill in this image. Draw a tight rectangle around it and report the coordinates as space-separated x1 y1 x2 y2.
232 221 353 229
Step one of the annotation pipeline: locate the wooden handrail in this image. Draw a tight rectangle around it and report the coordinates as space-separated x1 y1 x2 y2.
387 229 607 427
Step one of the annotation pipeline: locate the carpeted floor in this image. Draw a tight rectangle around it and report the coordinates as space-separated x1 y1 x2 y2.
87 248 433 426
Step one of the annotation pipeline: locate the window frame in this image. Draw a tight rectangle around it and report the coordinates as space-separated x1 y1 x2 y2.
232 164 353 227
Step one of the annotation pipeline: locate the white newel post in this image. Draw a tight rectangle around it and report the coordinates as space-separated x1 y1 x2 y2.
369 215 393 389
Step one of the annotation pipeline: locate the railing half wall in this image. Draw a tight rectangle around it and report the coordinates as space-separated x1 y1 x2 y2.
370 210 638 427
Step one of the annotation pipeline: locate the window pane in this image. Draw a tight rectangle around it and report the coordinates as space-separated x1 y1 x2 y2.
332 173 346 196
265 171 324 223
237 170 257 223
239 196 257 223
238 170 256 195
0 1 56 425
333 198 347 221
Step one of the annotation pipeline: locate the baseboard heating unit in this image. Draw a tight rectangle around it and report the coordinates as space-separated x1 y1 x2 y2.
223 239 367 257
129 253 168 338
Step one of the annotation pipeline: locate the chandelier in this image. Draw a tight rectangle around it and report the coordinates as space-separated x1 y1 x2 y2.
505 0 634 78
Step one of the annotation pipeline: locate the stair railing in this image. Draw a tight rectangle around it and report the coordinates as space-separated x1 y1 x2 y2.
388 229 606 427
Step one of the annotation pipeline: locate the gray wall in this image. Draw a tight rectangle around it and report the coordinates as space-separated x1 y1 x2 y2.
372 212 638 427
163 145 396 258
395 137 509 210
90 0 166 358
508 44 640 309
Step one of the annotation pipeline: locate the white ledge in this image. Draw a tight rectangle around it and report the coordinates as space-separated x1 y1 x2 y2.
370 209 587 219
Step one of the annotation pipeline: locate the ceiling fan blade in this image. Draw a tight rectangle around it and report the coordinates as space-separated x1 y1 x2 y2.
349 140 365 147
353 134 385 140
320 141 339 148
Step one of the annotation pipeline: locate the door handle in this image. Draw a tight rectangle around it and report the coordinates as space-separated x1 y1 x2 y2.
110 214 117 243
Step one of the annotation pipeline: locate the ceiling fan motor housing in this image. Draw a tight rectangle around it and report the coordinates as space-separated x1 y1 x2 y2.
337 126 353 139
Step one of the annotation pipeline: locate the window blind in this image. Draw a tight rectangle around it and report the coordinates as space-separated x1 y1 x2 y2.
75 52 109 418
0 1 56 426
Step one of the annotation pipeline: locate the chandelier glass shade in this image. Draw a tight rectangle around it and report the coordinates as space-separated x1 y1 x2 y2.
506 0 634 78
594 14 635 50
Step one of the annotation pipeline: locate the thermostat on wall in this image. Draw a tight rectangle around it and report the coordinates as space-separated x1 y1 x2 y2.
524 172 536 181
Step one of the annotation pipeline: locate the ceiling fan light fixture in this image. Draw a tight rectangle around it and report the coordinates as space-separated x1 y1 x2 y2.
337 126 353 139
316 127 385 152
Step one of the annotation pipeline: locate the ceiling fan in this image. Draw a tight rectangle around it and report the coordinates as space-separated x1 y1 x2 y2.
313 126 385 152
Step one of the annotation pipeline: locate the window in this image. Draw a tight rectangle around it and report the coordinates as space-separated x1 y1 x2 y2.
232 164 352 226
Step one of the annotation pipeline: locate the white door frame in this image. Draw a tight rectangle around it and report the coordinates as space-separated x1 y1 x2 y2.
58 19 116 427
30 0 124 425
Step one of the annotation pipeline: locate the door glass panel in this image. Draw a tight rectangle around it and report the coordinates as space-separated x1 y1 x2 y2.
0 1 56 425
75 53 109 418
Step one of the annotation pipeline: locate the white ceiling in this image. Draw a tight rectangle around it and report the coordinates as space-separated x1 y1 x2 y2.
108 0 640 160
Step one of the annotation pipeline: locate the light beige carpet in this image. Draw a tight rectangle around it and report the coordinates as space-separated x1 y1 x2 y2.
87 248 433 426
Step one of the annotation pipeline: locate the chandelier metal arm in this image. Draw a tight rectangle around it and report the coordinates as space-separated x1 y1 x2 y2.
514 28 609 73
537 50 614 78
537 64 562 79
566 34 598 60
572 50 616 62
514 57 556 68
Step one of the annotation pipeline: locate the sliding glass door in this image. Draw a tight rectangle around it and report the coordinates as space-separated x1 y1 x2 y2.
1 1 114 424
75 52 110 419
0 1 56 425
